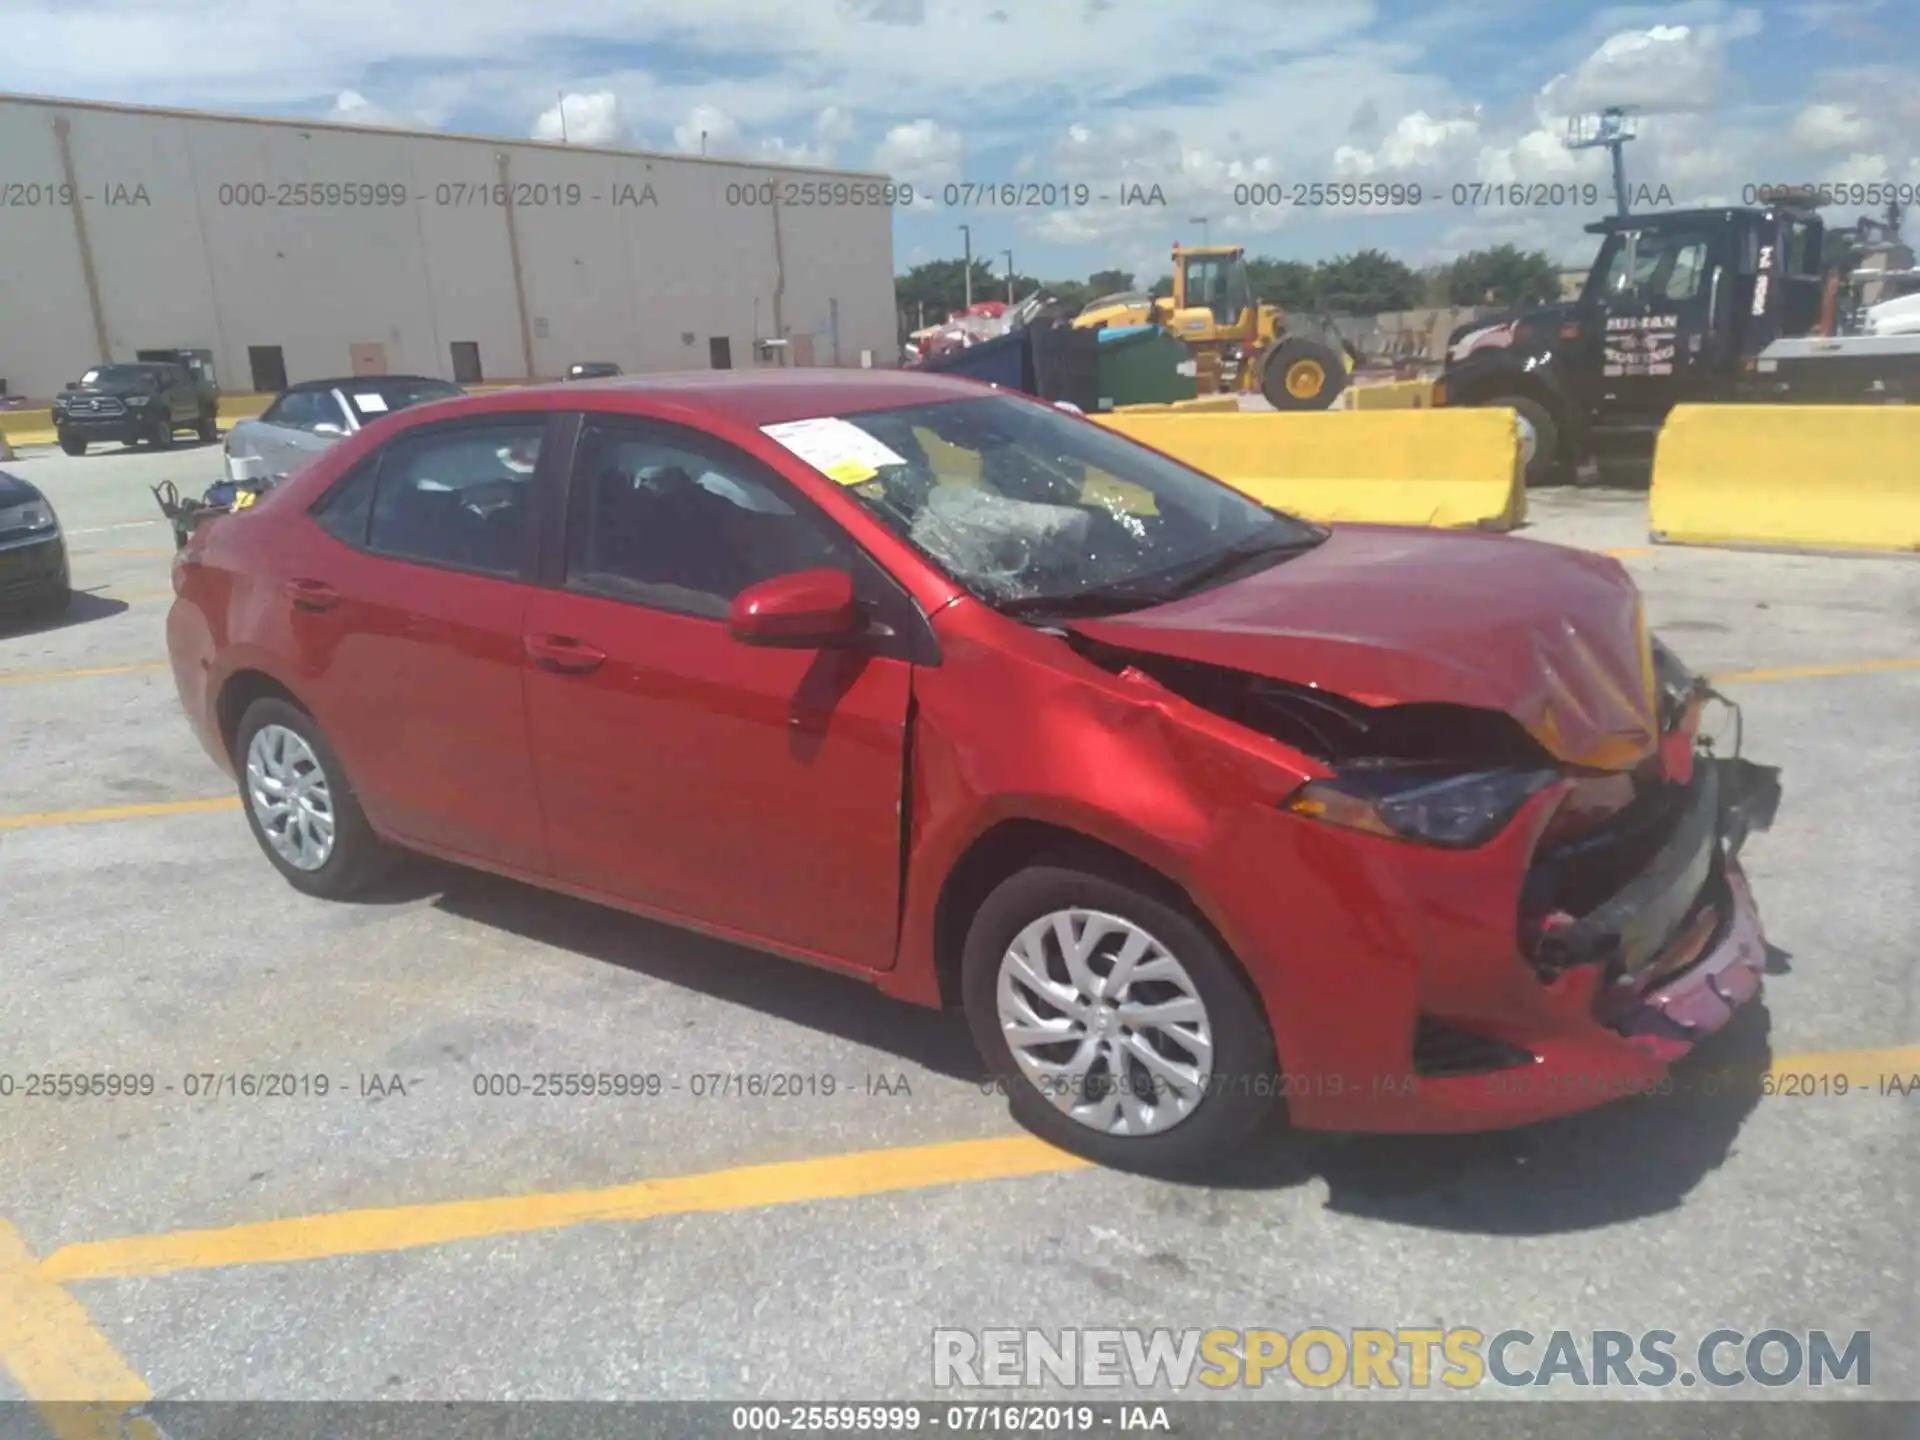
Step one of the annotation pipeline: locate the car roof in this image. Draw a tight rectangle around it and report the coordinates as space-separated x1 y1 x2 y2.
285 375 454 393
455 368 995 427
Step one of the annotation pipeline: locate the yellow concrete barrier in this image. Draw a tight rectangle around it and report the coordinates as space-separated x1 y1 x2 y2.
1650 404 1920 553
0 409 55 447
1350 379 1437 410
1093 407 1526 530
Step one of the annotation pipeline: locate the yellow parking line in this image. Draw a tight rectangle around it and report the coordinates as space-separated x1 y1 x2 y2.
1711 657 1920 685
75 548 172 558
0 661 169 686
30 1041 1920 1284
0 1220 158 1440
39 1135 1093 1283
1602 546 1653 558
0 797 238 832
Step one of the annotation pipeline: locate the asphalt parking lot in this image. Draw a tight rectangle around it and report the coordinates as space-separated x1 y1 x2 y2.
1 440 1916 1425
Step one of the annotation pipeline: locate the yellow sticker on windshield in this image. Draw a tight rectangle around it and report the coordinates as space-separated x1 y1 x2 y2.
825 460 878 486
1081 469 1158 516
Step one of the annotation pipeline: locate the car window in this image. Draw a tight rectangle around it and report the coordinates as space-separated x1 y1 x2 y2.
565 422 851 619
311 459 379 546
367 421 543 577
340 379 464 421
312 392 350 431
268 391 319 429
792 394 1313 608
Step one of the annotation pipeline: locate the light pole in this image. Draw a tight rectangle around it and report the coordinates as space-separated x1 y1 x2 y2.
1002 250 1015 304
959 224 972 308
1189 216 1209 245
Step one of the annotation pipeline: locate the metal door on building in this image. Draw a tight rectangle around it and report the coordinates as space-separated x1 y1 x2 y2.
350 343 389 376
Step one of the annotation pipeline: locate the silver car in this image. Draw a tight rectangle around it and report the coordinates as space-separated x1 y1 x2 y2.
223 376 465 482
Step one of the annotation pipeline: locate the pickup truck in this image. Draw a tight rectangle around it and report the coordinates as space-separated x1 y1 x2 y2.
53 360 219 456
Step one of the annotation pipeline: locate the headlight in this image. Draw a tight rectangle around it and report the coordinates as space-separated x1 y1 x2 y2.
0 500 57 532
1286 767 1559 848
126 394 152 406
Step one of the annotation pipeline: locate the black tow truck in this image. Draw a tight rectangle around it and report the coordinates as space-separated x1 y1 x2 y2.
1433 199 1920 484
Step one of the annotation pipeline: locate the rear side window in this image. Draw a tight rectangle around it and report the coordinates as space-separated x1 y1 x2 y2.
311 460 378 546
367 421 544 578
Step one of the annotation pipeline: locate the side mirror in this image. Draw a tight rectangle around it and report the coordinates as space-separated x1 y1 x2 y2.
727 568 860 646
64 381 77 390
312 422 345 436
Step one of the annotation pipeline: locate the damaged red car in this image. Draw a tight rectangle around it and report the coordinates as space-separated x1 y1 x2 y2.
165 370 1782 1169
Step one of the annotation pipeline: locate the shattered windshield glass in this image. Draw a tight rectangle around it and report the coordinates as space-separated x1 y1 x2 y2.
770 394 1320 611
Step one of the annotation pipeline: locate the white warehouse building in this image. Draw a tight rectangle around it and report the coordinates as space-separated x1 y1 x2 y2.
0 92 901 402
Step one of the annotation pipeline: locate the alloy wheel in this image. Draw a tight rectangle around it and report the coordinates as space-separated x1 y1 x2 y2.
995 908 1215 1136
245 723 336 871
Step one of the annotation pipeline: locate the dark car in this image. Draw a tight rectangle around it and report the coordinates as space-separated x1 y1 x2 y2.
0 468 71 621
53 362 217 455
164 370 1781 1172
564 362 623 381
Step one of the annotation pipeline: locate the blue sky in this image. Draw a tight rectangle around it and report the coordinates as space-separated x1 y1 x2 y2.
7 0 1916 287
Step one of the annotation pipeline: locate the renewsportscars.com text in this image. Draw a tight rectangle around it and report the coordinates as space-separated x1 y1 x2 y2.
932 1327 1871 1391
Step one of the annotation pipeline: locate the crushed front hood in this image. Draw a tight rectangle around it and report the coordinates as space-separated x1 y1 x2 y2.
1068 525 1661 770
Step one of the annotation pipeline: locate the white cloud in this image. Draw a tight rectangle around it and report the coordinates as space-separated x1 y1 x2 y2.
325 90 407 128
1333 110 1481 178
673 103 742 156
530 90 626 145
1538 20 1756 120
1791 102 1873 151
871 119 964 207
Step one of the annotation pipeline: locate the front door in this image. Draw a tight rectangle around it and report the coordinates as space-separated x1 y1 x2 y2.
291 415 553 872
1580 221 1725 423
521 416 913 970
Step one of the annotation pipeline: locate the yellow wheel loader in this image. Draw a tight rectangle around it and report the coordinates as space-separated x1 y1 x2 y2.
1072 244 1355 409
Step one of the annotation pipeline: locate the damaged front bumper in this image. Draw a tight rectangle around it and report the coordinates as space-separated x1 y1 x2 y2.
1386 749 1783 1130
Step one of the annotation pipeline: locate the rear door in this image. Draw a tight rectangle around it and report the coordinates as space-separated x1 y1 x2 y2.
520 415 917 969
290 414 554 872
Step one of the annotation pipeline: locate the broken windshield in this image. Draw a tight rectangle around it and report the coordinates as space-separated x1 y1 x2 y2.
766 394 1321 612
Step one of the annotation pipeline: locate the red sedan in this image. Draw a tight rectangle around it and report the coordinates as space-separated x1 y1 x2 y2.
165 370 1781 1170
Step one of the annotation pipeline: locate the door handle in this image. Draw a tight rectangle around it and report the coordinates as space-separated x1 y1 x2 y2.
526 633 606 674
284 578 339 613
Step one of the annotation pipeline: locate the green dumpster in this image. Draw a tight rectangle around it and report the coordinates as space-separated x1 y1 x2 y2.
1095 324 1196 410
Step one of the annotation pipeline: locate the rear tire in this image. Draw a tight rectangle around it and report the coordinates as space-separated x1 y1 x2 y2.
233 697 395 900
961 862 1280 1175
58 431 86 457
1259 336 1348 410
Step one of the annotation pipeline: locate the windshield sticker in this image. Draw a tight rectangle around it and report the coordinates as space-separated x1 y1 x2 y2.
355 392 390 412
761 418 908 487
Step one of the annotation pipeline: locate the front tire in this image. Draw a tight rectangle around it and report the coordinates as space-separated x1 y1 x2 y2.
234 697 394 899
197 411 219 444
149 411 174 450
962 863 1280 1174
58 431 87 456
1259 336 1349 410
1489 393 1561 487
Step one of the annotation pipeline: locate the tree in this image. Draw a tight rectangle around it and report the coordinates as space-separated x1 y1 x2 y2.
1045 279 1094 314
1149 274 1174 299
1087 268 1135 296
1311 249 1424 314
1444 245 1562 308
894 258 1001 328
1244 257 1317 310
